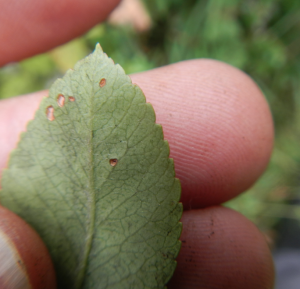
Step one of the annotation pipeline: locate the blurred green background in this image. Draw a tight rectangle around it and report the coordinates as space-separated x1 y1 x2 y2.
1 0 300 244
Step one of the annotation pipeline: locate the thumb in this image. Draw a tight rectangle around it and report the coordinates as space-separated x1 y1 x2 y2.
0 206 56 289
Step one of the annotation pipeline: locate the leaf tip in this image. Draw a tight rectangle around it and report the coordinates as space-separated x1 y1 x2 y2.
95 43 103 53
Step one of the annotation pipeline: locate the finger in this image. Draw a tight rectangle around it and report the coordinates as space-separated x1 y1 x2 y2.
0 206 56 288
131 60 274 208
0 0 120 66
0 91 46 171
168 206 274 289
0 60 274 208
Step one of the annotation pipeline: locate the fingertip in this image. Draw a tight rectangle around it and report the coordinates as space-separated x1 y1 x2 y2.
168 207 274 289
0 0 121 65
131 59 274 208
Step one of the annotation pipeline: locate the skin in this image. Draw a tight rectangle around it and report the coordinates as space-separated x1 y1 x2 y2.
0 0 275 288
0 206 56 289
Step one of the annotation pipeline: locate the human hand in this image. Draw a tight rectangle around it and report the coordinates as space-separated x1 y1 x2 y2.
0 0 274 288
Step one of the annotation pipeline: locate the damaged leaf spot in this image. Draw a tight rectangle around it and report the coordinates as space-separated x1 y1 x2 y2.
110 159 118 167
99 78 106 88
46 106 55 121
69 96 75 102
57 94 65 107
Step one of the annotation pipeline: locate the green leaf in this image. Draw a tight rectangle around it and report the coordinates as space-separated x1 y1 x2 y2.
0 44 182 289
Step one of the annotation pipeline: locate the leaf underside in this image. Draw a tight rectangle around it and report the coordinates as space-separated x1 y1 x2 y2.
0 44 182 289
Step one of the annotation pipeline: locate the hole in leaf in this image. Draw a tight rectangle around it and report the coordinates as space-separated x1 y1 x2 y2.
69 96 75 102
46 106 55 121
110 159 118 167
57 94 65 107
99 78 106 88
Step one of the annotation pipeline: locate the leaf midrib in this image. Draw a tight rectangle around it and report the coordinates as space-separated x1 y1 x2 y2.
75 70 97 289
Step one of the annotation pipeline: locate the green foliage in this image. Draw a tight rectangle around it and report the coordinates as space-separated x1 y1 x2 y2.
0 54 56 99
0 45 182 288
140 0 300 129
